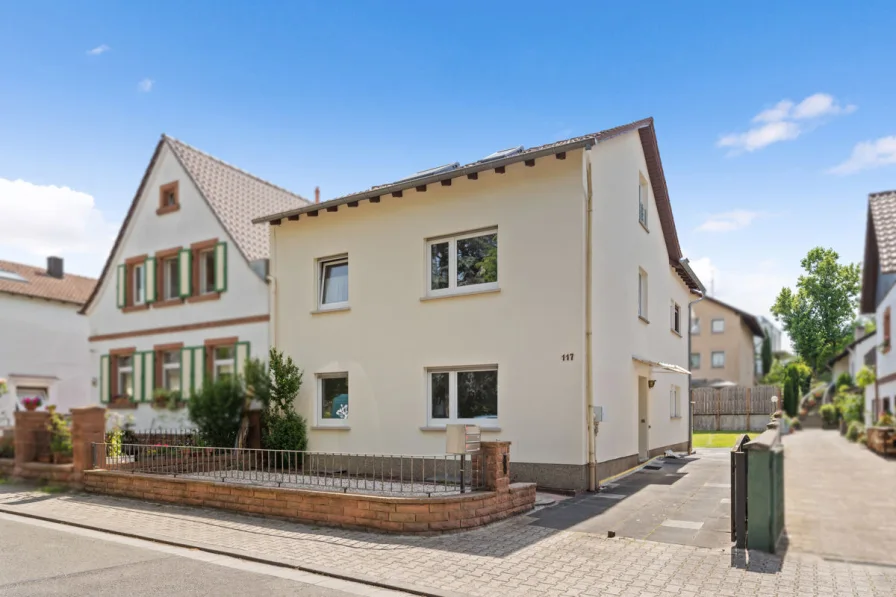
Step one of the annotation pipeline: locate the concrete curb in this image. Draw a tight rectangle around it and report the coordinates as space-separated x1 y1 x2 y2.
0 505 465 597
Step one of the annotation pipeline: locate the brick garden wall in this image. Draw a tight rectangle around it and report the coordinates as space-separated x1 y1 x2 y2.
83 471 535 533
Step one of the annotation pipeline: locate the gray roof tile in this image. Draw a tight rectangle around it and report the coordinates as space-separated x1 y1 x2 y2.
870 190 896 273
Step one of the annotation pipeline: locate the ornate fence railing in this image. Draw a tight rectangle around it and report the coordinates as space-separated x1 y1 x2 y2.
91 443 485 497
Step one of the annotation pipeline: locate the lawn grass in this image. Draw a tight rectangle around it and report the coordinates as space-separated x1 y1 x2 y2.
37 484 68 494
693 431 751 449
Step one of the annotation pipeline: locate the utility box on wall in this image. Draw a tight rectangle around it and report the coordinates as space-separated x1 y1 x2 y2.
446 424 481 454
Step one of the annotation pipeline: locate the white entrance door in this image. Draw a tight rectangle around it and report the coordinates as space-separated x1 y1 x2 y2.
638 376 649 462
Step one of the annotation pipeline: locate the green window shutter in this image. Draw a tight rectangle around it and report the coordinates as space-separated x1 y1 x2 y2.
181 347 194 399
100 355 110 403
215 242 228 293
192 346 206 391
133 351 144 403
235 341 250 378
143 351 155 401
145 257 157 304
178 249 192 298
116 265 126 308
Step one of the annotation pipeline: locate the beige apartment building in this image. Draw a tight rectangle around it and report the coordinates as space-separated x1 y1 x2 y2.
690 296 764 387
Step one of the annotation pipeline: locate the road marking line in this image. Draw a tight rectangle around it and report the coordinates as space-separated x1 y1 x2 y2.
661 519 704 530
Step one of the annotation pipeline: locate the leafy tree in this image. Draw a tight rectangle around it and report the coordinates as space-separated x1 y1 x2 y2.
761 334 773 377
261 347 307 455
763 359 787 385
771 247 861 373
268 348 303 413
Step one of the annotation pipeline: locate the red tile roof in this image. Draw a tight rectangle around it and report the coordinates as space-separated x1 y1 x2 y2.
0 259 96 306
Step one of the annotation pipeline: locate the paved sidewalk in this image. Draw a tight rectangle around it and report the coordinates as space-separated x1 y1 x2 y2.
0 483 893 596
783 429 896 566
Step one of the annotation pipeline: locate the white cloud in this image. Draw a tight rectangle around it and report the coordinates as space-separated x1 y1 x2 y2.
718 93 856 153
86 44 110 56
697 210 763 232
0 178 118 276
828 136 896 175
138 78 154 92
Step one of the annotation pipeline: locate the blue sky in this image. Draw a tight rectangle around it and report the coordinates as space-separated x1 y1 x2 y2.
1 1 895 327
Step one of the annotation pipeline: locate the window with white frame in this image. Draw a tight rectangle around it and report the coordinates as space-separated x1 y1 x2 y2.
670 385 682 418
15 386 48 410
711 351 725 368
671 301 681 334
427 366 498 426
690 353 701 370
691 317 701 335
133 263 145 305
638 268 648 320
162 257 180 300
213 345 235 380
318 256 349 309
711 318 725 333
638 174 648 228
198 248 216 295
427 229 498 296
161 350 181 391
118 355 134 398
318 373 349 424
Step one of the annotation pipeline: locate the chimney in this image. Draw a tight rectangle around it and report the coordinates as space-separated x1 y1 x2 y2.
47 256 64 279
314 186 320 204
855 324 865 341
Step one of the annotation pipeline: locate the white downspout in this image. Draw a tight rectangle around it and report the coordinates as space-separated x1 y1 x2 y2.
267 227 278 350
583 146 597 492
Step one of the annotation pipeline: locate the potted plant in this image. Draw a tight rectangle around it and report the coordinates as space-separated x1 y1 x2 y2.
0 378 7 397
880 338 891 354
152 388 184 411
47 406 73 464
21 395 42 411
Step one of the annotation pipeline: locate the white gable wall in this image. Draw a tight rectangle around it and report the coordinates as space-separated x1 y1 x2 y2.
86 144 269 335
590 131 691 464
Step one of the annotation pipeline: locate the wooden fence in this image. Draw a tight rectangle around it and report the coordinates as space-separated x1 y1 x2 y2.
691 386 782 431
692 385 780 415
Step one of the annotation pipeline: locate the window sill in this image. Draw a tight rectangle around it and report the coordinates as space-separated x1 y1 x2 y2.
639 220 649 233
420 287 501 302
156 204 180 216
311 425 351 431
638 315 650 324
122 304 150 313
187 292 221 304
311 306 351 315
671 329 682 337
153 298 185 309
419 426 502 432
670 416 683 420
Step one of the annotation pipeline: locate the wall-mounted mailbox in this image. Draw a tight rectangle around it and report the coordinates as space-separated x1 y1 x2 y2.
446 424 481 454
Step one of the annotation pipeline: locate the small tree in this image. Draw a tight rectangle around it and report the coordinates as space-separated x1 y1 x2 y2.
782 377 796 418
761 334 773 377
262 348 307 455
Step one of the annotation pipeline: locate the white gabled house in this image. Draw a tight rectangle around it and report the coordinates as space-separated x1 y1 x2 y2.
81 136 308 428
255 118 704 491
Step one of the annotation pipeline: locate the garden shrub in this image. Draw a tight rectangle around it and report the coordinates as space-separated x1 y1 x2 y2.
856 366 876 390
877 412 895 427
47 407 72 457
819 404 838 426
261 349 307 454
790 417 802 431
834 393 864 424
846 420 864 442
188 377 246 448
835 372 853 389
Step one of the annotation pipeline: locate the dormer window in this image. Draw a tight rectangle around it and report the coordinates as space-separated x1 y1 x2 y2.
158 181 180 215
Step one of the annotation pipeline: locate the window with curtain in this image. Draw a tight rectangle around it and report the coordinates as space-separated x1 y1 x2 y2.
319 256 349 309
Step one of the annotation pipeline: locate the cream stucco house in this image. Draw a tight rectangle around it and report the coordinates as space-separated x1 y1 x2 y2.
255 118 703 491
689 296 764 388
81 136 308 428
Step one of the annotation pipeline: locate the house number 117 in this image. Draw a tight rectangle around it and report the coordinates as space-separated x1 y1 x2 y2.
561 353 575 361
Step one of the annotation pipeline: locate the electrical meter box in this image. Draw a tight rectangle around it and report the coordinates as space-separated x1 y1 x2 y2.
446 424 481 454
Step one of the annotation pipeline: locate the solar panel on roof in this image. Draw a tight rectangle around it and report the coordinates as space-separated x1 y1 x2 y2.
479 146 524 162
394 162 460 183
0 269 27 283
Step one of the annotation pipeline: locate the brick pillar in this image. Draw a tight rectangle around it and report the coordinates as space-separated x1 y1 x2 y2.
478 441 511 493
71 406 106 482
13 411 51 475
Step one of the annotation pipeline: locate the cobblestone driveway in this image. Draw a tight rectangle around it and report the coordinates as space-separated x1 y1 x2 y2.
0 480 893 596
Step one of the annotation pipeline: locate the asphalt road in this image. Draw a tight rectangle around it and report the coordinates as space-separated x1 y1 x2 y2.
0 514 405 597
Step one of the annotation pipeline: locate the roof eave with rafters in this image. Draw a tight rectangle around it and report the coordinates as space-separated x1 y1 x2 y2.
254 118 701 291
